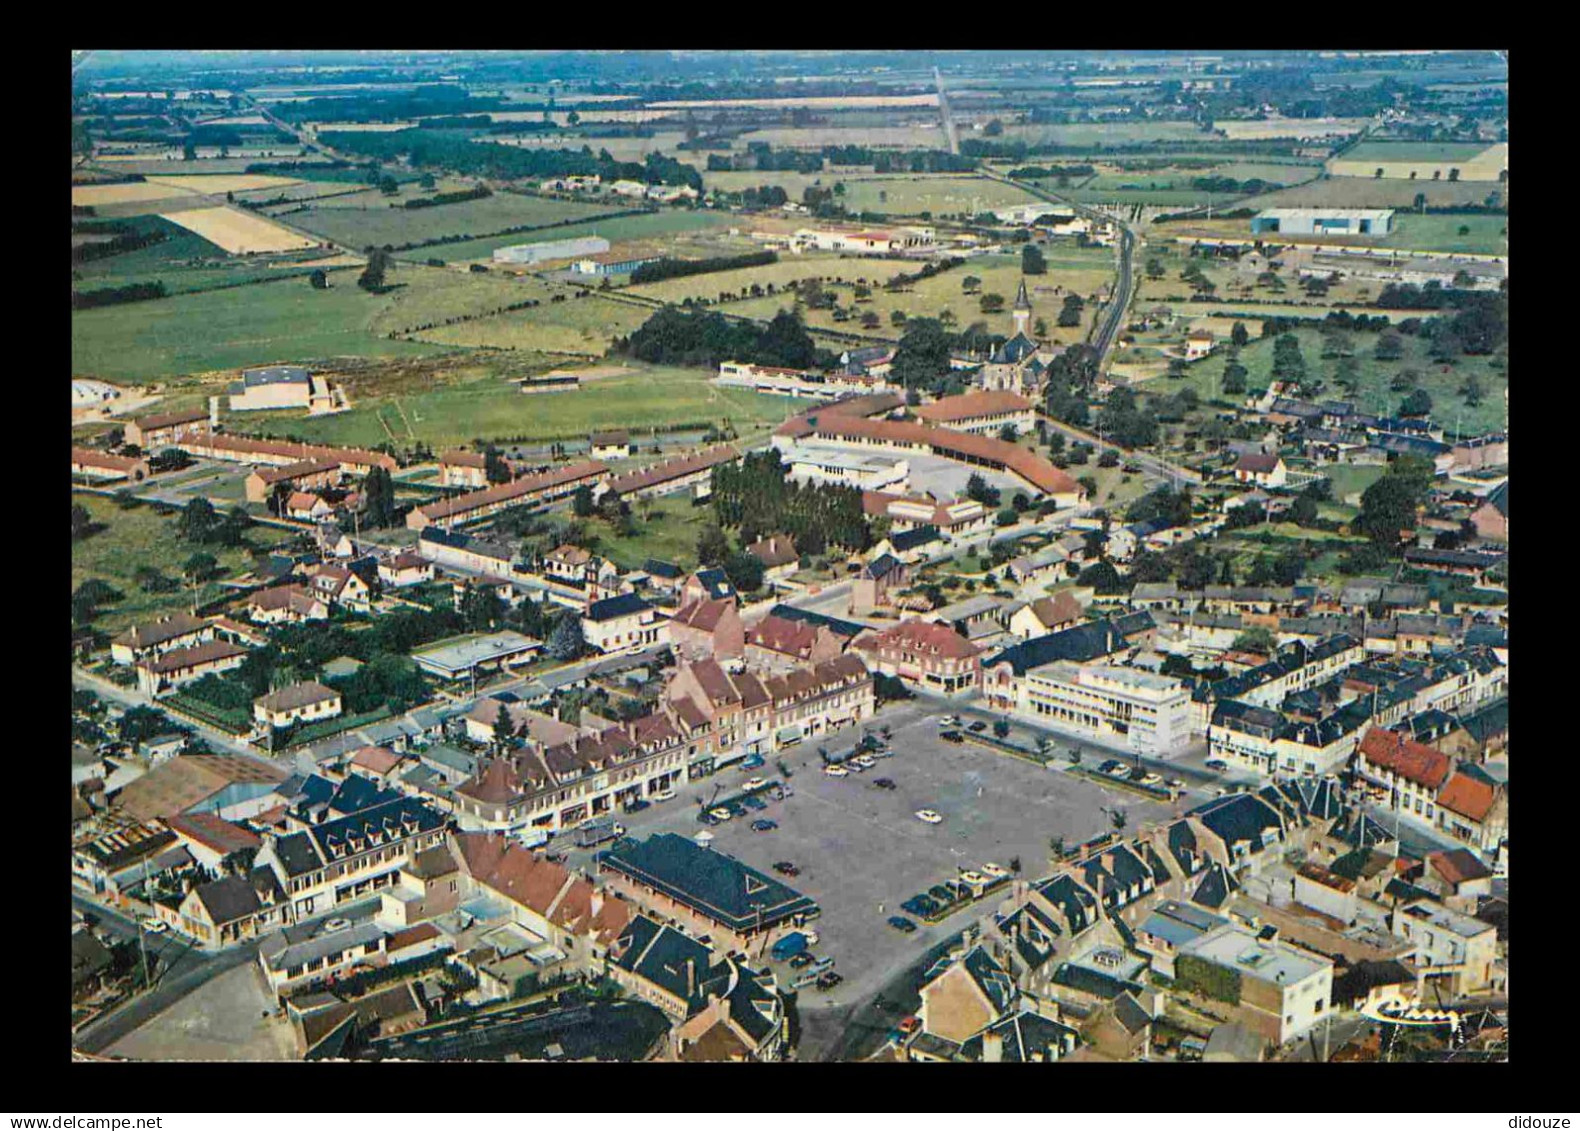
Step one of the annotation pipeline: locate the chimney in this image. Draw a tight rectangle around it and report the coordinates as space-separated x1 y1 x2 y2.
983 1028 1003 1063
686 958 696 1001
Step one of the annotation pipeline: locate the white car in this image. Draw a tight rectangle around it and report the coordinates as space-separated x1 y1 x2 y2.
709 807 734 821
959 870 988 885
139 917 169 934
652 788 676 802
939 716 960 726
915 809 943 825
322 918 352 933
1142 773 1164 786
980 862 1011 880
852 755 876 770
742 777 768 792
823 764 849 778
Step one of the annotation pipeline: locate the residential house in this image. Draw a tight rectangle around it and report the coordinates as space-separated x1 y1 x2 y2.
110 613 214 666
134 639 248 697
744 613 849 673
850 553 910 616
172 870 286 945
254 682 343 731
379 551 434 589
1233 452 1288 488
589 430 634 460
746 534 799 583
246 585 330 625
1009 592 1085 639
1177 922 1333 1046
581 593 664 655
668 597 746 661
1389 900 1499 997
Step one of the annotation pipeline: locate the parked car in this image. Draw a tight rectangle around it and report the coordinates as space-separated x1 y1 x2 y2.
623 798 651 814
321 918 351 933
968 721 988 733
900 896 933 917
815 971 844 991
939 715 959 727
979 863 1011 880
751 818 778 832
915 809 943 824
788 952 815 970
928 884 956 904
741 754 766 770
1205 759 1228 772
140 917 169 934
1098 759 1124 774
652 787 676 802
899 1016 922 1035
852 754 876 770
940 730 964 744
1142 773 1163 786
887 916 917 933
742 795 768 811
959 870 988 886
872 777 897 790
742 777 768 792
824 764 849 778
773 861 800 876
709 807 733 821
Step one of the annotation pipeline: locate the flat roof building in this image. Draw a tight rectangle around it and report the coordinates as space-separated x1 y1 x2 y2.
411 631 543 680
1250 209 1395 237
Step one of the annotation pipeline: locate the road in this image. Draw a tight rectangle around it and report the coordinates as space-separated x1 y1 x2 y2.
73 666 272 764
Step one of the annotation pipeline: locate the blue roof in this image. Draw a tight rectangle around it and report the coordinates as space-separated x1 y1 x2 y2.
598 834 817 932
984 615 1151 675
890 525 941 552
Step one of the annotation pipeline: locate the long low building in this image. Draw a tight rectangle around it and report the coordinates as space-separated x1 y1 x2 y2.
715 361 897 401
135 639 250 698
913 391 1036 437
597 446 737 502
412 631 544 680
776 407 1081 504
408 460 609 530
244 458 342 503
72 446 150 483
1004 660 1193 756
178 432 397 475
125 408 209 450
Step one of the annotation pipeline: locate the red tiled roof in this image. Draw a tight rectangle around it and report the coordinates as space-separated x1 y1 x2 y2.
856 619 983 661
388 922 441 953
913 391 1033 423
166 812 261 855
1437 772 1498 823
72 446 143 472
131 408 208 431
140 639 248 675
439 449 487 469
188 432 396 471
350 745 402 774
416 460 608 522
747 534 798 568
1428 846 1494 885
782 413 1080 497
1359 727 1452 790
1235 452 1283 474
747 614 819 659
671 597 736 633
605 445 737 496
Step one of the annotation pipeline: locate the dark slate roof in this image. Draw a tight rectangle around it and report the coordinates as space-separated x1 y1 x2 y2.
598 834 817 932
990 332 1039 365
1457 699 1509 745
961 946 1017 1014
691 569 736 601
585 593 652 622
192 873 265 925
1166 820 1203 877
1290 776 1345 823
959 1010 1079 1063
1113 992 1153 1035
767 603 866 641
984 617 1138 675
997 901 1065 972
1328 809 1395 851
1033 873 1097 935
1332 960 1417 1006
862 553 904 581
890 525 942 552
270 797 446 879
1191 861 1239 910
642 559 683 580
614 914 714 1010
1052 962 1141 1001
1189 792 1284 854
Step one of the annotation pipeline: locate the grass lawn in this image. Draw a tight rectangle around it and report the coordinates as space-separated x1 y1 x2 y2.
1319 464 1387 504
1006 122 1211 147
289 191 624 249
1154 324 1508 436
584 491 716 571
1342 141 1495 164
1241 176 1501 212
71 492 290 635
410 290 657 355
1383 213 1508 256
237 364 797 449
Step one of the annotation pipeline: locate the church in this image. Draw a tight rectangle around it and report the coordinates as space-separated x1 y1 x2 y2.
978 279 1065 398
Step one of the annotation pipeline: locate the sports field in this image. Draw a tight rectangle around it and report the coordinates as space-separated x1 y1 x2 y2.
235 364 797 449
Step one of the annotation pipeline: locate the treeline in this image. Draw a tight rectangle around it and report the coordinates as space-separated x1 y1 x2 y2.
617 306 833 371
1374 282 1503 310
72 204 97 217
1006 164 1097 180
404 184 492 209
1190 175 1282 195
629 250 776 285
321 129 704 190
705 143 977 175
71 222 170 264
72 282 168 310
273 86 510 125
710 448 870 556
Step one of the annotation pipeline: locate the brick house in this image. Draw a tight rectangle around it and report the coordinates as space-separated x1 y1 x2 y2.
853 619 983 695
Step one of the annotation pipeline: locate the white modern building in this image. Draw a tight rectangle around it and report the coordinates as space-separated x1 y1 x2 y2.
786 446 910 492
1006 661 1193 756
492 236 610 265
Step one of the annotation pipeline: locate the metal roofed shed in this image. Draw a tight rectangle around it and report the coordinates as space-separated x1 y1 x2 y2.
596 833 818 935
412 631 543 680
1250 208 1395 236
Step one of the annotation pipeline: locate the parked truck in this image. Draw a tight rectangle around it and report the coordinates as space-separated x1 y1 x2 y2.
771 932 811 962
573 816 625 849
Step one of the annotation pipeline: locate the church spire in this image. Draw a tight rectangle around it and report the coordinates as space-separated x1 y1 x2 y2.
1013 277 1031 337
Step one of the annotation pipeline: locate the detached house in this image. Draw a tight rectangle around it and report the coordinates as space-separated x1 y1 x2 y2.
254 681 343 730
581 593 664 655
111 613 214 666
1233 452 1288 488
746 534 799 583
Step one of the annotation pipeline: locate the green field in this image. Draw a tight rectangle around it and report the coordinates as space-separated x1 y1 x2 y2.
1151 324 1508 436
289 191 625 249
410 209 733 263
74 215 333 297
582 491 714 571
1384 213 1508 256
71 492 290 635
1006 121 1213 147
626 254 914 305
235 364 797 448
411 292 656 355
702 171 1040 217
1342 141 1494 163
72 267 449 380
1242 176 1502 213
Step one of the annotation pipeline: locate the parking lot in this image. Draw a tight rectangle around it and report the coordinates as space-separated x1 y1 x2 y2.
568 697 1179 1026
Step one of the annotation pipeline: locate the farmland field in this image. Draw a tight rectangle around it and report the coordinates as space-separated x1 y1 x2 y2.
287 191 626 250
159 206 321 253
393 208 732 263
1241 176 1503 212
70 492 290 635
143 173 303 195
71 270 447 380
1330 142 1506 182
236 364 797 449
1384 213 1508 256
73 216 334 296
625 255 915 305
72 181 197 209
701 172 1039 216
409 293 656 355
1005 121 1211 147
1212 118 1371 141
651 94 938 110
482 133 689 163
737 126 951 150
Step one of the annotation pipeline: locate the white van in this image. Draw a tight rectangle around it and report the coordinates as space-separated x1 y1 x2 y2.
515 827 551 849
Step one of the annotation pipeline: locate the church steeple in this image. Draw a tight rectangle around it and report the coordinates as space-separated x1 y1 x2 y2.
1013 277 1032 338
